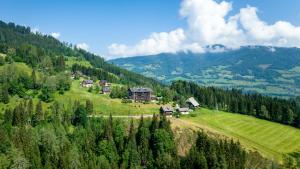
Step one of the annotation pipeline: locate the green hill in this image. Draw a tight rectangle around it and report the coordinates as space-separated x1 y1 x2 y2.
1 20 300 168
174 108 300 162
110 46 300 97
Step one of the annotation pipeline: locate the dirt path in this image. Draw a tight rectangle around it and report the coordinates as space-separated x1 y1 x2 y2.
88 114 154 119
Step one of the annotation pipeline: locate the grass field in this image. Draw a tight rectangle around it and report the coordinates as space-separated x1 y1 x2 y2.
55 80 161 115
179 109 300 162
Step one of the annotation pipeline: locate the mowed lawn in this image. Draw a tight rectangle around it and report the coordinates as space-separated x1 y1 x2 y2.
55 80 161 115
181 108 300 162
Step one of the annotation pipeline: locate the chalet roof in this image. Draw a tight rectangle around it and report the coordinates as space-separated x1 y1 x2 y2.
100 80 107 83
161 105 174 112
129 87 152 93
177 107 189 112
83 80 93 84
186 97 200 107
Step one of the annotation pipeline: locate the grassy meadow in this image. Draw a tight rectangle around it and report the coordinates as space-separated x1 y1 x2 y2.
54 80 161 115
179 108 300 162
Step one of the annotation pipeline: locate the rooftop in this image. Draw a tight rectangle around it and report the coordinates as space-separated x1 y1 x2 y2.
161 105 174 112
186 97 200 107
129 87 152 93
83 80 93 84
177 107 189 112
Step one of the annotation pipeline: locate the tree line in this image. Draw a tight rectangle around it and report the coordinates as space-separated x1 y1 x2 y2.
171 80 300 128
0 100 248 169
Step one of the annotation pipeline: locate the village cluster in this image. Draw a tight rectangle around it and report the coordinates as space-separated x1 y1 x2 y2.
80 79 200 117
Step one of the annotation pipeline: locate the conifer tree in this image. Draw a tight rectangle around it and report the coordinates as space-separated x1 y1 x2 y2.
136 116 151 167
31 69 37 89
32 101 44 126
1 86 9 104
85 100 93 115
126 120 140 168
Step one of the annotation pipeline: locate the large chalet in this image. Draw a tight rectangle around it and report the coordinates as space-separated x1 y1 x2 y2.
128 87 153 102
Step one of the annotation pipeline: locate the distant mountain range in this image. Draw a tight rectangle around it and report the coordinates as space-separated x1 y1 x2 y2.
109 46 300 97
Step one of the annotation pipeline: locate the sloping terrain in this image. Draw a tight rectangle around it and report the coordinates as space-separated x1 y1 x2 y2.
173 108 300 162
110 46 300 97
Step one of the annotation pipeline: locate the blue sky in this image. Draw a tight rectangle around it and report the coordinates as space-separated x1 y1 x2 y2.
1 0 300 58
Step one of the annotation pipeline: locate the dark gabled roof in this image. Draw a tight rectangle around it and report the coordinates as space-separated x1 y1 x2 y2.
129 87 152 93
161 105 174 112
100 80 107 83
83 80 93 84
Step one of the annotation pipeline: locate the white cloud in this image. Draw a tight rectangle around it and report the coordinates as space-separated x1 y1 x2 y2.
76 43 89 51
107 0 300 58
51 32 61 39
238 6 300 47
108 29 196 57
31 27 40 34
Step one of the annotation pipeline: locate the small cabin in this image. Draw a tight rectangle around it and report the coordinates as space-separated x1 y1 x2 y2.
128 87 153 102
177 107 190 115
81 80 94 88
99 80 110 86
102 86 111 94
186 97 200 109
160 105 174 116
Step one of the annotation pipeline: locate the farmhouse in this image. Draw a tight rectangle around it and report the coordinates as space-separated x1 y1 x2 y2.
81 80 94 88
186 97 200 109
128 87 153 102
102 86 111 94
177 107 190 115
160 105 174 116
99 80 110 86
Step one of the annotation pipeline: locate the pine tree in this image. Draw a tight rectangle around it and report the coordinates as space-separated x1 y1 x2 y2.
137 116 151 167
1 86 9 104
31 69 37 89
72 105 87 127
32 101 44 126
85 100 93 115
27 99 33 120
126 120 140 168
12 104 26 126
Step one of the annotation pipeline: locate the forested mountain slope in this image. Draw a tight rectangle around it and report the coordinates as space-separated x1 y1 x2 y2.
110 46 300 97
0 20 299 168
0 20 160 88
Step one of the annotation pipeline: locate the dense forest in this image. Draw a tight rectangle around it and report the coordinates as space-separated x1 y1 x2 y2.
0 20 161 87
0 100 248 169
171 80 300 128
0 20 162 104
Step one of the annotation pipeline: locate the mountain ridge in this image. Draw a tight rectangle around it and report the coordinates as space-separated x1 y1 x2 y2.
110 46 300 97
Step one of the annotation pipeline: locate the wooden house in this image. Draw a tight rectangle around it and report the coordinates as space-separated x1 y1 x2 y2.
160 105 174 116
128 87 152 102
177 107 190 115
81 80 94 88
99 80 110 86
186 97 200 109
102 86 111 94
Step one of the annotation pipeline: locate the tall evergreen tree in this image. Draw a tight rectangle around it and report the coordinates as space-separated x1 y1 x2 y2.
85 100 93 115
1 85 9 104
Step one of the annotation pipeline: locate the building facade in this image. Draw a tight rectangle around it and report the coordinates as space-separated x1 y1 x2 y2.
128 87 152 102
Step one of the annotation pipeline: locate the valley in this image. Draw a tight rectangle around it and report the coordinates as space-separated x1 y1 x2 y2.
110 47 300 98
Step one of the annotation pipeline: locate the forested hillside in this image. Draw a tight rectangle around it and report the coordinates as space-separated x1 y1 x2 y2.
171 80 300 128
0 20 160 88
110 46 300 97
0 20 299 168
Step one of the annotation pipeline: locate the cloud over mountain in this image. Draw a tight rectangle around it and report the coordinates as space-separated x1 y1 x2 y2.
76 43 89 51
107 0 300 58
51 32 61 39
